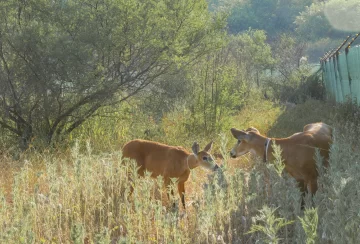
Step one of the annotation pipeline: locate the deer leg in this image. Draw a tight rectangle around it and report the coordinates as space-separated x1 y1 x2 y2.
178 181 186 209
307 180 318 208
297 180 306 210
137 165 145 177
307 180 318 195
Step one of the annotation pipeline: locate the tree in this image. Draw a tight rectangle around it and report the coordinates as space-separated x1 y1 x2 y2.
294 1 359 62
227 0 312 39
294 2 345 42
184 31 274 135
0 0 225 149
228 30 275 88
264 34 315 103
137 69 192 120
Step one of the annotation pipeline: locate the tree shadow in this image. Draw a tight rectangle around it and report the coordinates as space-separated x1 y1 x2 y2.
267 99 334 138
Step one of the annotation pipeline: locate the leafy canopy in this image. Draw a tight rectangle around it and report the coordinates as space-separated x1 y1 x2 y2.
0 0 225 149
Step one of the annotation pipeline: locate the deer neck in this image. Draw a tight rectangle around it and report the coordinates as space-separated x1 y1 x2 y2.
186 153 199 170
255 137 286 162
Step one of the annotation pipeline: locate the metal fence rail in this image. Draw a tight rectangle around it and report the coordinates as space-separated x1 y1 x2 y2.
321 33 360 104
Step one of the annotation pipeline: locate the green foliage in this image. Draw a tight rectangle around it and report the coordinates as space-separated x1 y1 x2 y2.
227 0 312 38
68 101 134 152
323 0 360 33
293 0 360 62
134 30 275 141
313 125 360 243
267 66 325 104
184 30 275 136
137 70 192 120
295 2 336 41
247 206 294 243
0 0 225 149
271 142 285 177
187 49 243 135
294 0 358 59
264 34 317 103
298 68 326 101
298 208 318 244
306 37 343 63
230 30 275 87
71 223 85 244
231 91 284 133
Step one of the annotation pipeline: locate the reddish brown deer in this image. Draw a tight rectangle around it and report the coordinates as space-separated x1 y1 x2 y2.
122 139 220 208
230 122 332 195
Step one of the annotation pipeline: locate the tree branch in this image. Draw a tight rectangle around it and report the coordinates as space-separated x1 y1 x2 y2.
0 120 21 136
65 103 102 134
0 33 20 105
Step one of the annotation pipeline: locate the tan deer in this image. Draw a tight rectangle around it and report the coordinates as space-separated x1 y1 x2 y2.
230 122 332 195
122 139 220 208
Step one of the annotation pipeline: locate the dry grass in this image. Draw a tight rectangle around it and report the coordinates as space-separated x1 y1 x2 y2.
1 99 360 243
0 139 306 243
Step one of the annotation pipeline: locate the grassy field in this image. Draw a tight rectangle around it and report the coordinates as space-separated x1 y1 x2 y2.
1 99 360 243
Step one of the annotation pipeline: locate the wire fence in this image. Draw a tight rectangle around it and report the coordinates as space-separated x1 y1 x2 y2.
321 33 360 104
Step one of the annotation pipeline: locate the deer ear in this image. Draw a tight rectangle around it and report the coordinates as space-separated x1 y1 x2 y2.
203 141 213 152
246 127 260 134
192 142 200 155
230 128 250 141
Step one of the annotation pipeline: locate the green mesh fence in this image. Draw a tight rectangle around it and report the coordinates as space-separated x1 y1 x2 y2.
322 45 360 104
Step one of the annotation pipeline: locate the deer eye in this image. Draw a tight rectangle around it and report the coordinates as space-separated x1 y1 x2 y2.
238 139 241 144
202 156 207 161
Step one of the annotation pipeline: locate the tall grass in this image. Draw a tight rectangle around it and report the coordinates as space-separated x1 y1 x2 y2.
0 143 244 243
1 99 360 243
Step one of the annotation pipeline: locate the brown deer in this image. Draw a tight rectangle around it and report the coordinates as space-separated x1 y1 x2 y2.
230 122 332 195
122 139 220 208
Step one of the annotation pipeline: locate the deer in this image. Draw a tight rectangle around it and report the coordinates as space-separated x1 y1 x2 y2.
229 122 332 196
122 139 220 209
